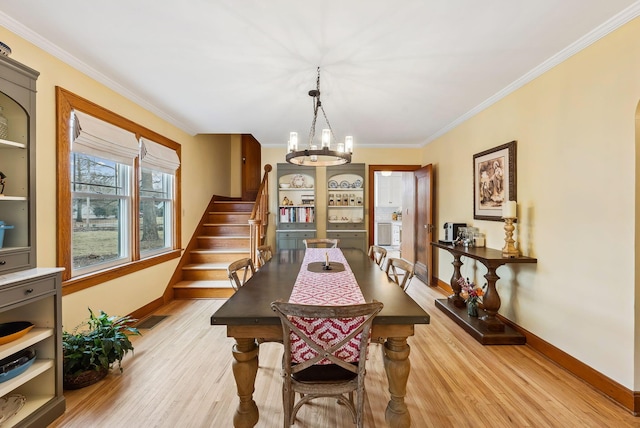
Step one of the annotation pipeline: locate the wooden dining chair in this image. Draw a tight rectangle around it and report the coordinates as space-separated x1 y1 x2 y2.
256 244 273 268
270 300 383 428
385 257 415 291
367 245 387 270
227 258 255 291
303 238 339 248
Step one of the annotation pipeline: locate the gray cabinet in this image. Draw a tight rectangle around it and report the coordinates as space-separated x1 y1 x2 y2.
276 230 317 250
0 55 65 427
327 164 366 251
0 56 38 274
276 164 316 250
327 231 366 253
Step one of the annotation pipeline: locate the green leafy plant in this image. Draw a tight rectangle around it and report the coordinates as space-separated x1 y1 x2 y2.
62 308 141 377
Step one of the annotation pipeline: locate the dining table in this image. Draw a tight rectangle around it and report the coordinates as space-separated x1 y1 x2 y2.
210 248 430 428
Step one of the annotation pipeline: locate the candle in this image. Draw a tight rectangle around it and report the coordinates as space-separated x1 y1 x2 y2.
325 252 329 266
502 200 517 218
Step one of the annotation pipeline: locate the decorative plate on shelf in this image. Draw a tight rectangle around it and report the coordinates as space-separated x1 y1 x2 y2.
328 180 338 189
0 394 26 426
0 322 34 346
339 180 350 188
352 179 362 188
290 174 306 188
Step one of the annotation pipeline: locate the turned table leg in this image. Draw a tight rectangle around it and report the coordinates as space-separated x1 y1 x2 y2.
232 338 259 428
448 254 465 308
479 266 505 332
383 337 411 428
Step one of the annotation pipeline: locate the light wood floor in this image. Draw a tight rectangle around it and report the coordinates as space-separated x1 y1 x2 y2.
51 280 640 427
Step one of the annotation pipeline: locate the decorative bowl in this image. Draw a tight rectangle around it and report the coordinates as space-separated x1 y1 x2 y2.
0 322 34 346
0 348 36 383
280 183 291 189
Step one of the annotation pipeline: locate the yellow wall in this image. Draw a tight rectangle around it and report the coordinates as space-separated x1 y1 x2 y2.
0 27 233 329
422 17 640 389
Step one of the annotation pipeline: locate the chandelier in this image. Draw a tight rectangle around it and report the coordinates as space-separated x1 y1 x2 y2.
286 67 353 166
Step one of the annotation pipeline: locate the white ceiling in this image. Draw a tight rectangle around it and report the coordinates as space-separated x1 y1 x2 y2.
0 1 638 148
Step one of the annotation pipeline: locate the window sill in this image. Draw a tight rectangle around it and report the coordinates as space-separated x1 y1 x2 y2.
61 249 182 296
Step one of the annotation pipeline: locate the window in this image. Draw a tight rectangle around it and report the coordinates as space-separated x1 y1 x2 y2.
139 138 179 256
56 88 181 293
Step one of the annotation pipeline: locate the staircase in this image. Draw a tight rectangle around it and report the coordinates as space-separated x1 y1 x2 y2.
173 199 254 299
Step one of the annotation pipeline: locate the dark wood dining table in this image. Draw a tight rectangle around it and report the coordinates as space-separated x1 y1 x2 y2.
211 248 430 428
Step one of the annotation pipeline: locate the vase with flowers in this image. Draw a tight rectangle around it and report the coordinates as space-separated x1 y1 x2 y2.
458 277 485 317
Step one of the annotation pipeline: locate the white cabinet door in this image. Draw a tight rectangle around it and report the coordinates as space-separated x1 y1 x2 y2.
376 175 403 207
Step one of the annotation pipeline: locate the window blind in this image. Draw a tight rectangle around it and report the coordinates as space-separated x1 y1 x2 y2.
140 137 180 173
72 110 139 164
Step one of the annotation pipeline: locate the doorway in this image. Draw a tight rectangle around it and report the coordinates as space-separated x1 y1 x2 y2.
368 165 421 262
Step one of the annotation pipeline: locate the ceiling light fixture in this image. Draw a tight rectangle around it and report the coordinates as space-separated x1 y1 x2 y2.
286 67 352 166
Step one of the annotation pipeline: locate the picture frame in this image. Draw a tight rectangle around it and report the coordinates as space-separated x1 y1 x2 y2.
473 140 517 221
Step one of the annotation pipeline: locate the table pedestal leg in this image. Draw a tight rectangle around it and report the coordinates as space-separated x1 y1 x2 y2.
448 254 465 308
479 266 505 332
232 338 259 428
383 337 411 428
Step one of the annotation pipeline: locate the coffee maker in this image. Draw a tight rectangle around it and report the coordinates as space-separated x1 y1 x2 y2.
442 222 466 243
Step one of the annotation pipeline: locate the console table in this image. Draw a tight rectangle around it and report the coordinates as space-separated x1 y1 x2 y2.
431 242 537 345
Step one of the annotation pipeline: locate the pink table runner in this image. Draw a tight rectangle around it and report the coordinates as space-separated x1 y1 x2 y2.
288 248 365 364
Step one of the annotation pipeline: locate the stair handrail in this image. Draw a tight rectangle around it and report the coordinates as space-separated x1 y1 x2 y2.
249 164 272 267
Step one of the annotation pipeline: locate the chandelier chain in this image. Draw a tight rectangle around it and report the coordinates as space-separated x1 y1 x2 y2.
307 67 336 146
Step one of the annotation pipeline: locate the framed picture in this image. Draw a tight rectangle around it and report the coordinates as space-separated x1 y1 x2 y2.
473 140 516 221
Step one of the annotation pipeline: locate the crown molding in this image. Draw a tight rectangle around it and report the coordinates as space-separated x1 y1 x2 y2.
0 12 198 136
423 1 640 146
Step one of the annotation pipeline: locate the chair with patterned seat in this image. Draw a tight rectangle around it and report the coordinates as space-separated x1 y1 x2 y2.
270 300 383 428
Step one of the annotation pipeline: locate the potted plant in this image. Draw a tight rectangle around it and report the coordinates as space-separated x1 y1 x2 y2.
62 308 141 389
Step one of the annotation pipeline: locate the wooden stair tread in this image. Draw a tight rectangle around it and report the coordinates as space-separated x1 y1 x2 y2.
173 280 232 289
197 236 249 239
183 263 229 270
190 249 250 254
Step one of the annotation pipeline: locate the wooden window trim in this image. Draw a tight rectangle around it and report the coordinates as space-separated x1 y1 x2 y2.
56 87 182 292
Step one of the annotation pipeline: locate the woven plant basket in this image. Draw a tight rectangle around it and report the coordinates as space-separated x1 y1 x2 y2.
63 367 108 390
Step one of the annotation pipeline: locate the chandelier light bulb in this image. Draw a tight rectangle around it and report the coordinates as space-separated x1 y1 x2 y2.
345 136 353 153
289 132 298 152
321 129 331 148
337 142 345 153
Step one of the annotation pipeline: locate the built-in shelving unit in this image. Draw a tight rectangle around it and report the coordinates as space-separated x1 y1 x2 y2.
0 54 65 427
276 163 317 250
326 164 366 252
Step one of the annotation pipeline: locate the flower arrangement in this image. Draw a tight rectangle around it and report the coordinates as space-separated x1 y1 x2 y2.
457 277 485 304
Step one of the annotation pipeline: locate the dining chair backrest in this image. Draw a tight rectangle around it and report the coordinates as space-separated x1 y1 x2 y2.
270 300 383 428
385 257 415 291
303 238 339 248
227 258 256 291
367 245 387 270
256 244 273 268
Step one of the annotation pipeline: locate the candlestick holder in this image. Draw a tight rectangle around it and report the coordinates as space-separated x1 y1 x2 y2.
502 217 519 258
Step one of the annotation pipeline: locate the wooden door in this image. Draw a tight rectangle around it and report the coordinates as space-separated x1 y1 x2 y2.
241 134 261 201
400 171 416 262
414 164 434 285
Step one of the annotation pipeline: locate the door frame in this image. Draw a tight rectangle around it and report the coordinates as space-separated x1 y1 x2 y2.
367 165 421 249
